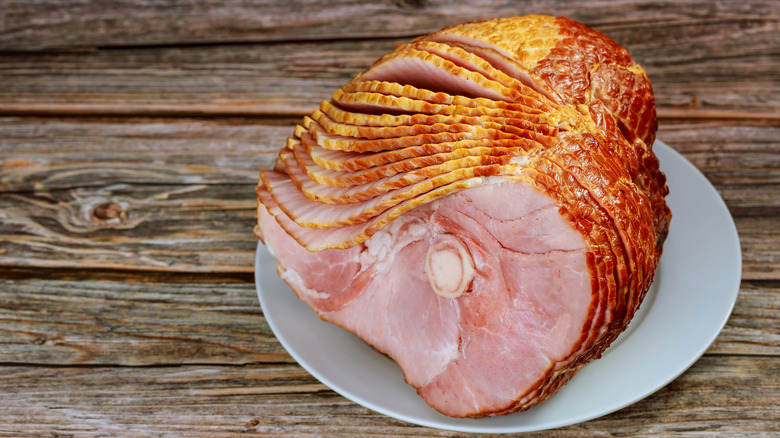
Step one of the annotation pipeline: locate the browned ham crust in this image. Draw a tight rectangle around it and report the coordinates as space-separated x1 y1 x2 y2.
256 15 670 418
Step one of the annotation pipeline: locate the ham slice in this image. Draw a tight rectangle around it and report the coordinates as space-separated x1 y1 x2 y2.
356 45 522 103
306 115 524 152
332 88 544 119
255 15 671 418
319 100 550 127
289 138 513 192
310 106 556 140
305 135 535 171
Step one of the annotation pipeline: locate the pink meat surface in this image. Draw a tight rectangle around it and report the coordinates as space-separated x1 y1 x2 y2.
259 178 593 417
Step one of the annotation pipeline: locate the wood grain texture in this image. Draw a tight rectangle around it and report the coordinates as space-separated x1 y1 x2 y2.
0 1 777 435
1 14 778 117
0 41 388 116
0 117 280 272
658 122 780 216
0 184 259 272
2 197 770 277
1 118 776 276
736 217 780 281
0 356 775 437
709 281 780 356
1 0 778 51
0 276 775 368
0 116 287 191
0 278 289 366
2 118 776 206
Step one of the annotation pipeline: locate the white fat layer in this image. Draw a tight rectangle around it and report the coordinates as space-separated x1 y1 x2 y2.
361 215 429 274
510 155 530 166
280 267 330 300
479 175 508 186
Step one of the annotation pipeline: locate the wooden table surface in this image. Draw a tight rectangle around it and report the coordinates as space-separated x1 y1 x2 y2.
1 1 778 436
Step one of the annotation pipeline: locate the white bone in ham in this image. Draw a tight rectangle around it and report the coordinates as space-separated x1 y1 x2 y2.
424 234 476 299
255 15 671 418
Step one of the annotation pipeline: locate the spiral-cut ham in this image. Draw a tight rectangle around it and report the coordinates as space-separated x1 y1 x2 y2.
255 15 671 418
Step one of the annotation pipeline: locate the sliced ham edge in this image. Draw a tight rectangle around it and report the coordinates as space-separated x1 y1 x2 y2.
416 31 564 103
304 134 536 172
332 89 546 121
291 134 527 188
282 145 512 204
258 175 485 251
411 39 557 104
319 99 549 127
310 106 557 140
261 160 507 228
357 44 519 103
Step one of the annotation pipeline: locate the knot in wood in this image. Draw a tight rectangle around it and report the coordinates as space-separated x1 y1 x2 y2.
92 201 126 222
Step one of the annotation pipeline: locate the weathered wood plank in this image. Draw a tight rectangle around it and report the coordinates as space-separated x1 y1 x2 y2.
0 41 387 116
0 117 273 272
0 117 289 192
657 122 780 216
0 16 778 117
0 183 259 272
0 277 290 366
2 117 777 208
1 0 778 51
0 275 775 367
737 217 780 281
4 190 773 276
707 281 780 356
0 2 774 436
0 117 777 275
0 356 775 436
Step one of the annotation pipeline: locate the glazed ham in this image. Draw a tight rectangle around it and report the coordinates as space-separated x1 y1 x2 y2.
255 15 671 418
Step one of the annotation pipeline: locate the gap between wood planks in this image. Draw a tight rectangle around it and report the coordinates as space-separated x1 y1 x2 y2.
1 0 776 51
0 266 255 284
1 104 779 120
0 361 283 369
0 104 314 118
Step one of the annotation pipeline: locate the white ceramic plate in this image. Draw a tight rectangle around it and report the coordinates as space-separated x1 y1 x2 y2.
254 141 741 433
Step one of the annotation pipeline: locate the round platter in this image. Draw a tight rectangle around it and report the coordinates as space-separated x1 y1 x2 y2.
255 140 742 433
